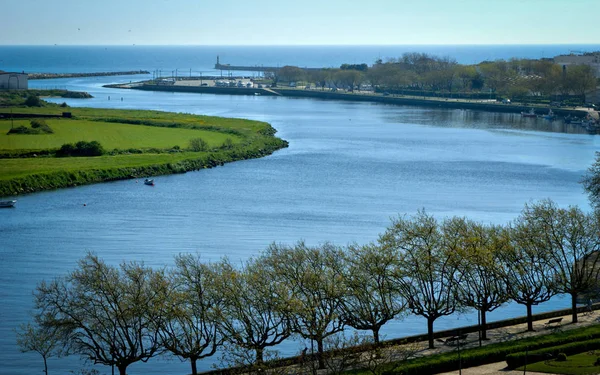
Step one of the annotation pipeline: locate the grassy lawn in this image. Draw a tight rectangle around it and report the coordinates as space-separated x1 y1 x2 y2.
0 106 287 195
0 107 268 133
0 119 238 150
518 352 600 375
0 152 203 180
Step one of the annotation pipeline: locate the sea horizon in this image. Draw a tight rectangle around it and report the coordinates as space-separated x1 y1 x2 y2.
3 44 600 75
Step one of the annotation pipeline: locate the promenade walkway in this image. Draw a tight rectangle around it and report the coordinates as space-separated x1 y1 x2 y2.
396 310 598 375
275 310 599 375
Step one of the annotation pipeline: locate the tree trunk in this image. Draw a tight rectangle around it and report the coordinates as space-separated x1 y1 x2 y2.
572 292 578 323
43 356 48 375
256 347 264 365
118 364 127 375
317 338 325 369
373 326 381 345
526 303 534 331
191 357 198 375
427 316 435 349
481 309 488 340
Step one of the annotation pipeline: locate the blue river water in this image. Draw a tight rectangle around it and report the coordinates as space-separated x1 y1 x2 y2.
1 71 600 374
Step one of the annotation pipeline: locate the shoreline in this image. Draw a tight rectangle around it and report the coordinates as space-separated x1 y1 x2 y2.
0 107 288 197
113 83 596 121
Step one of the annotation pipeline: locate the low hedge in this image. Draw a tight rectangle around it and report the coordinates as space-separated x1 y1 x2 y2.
366 325 600 375
505 339 600 369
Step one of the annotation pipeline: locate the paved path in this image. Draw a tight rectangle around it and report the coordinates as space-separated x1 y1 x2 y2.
414 311 599 374
436 361 547 375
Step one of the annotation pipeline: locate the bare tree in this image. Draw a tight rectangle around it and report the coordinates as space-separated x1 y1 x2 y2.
160 254 223 375
518 200 600 323
582 153 600 209
498 219 557 331
339 243 405 344
452 219 509 340
380 211 462 349
263 241 346 369
213 257 291 366
16 319 63 375
34 254 170 375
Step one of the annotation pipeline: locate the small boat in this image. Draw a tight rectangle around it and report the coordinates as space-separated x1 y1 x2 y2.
569 117 583 125
0 200 17 208
521 108 537 118
144 179 154 186
542 109 556 120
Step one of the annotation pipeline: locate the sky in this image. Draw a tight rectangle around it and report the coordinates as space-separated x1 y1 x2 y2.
1 0 599 45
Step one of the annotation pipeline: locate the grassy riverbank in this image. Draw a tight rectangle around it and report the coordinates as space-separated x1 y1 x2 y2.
0 107 287 196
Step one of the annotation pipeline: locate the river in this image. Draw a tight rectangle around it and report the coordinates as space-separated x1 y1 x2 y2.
1 75 599 375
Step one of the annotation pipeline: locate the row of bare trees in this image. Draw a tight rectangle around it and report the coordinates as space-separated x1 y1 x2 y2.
274 52 597 100
19 199 600 375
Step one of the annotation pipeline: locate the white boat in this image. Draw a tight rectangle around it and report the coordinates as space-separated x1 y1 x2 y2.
521 108 537 118
0 200 17 208
144 179 154 186
542 109 556 120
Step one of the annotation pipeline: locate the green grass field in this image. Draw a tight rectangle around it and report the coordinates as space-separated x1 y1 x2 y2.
519 352 600 374
0 107 287 195
0 119 237 150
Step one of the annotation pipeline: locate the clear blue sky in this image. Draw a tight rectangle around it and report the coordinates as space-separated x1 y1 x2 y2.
2 0 599 45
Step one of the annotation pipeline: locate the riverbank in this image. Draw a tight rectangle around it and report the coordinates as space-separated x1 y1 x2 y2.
115 82 596 121
28 70 150 80
0 107 288 197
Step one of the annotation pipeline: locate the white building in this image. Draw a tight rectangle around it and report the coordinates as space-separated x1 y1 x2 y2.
554 53 600 78
0 71 28 90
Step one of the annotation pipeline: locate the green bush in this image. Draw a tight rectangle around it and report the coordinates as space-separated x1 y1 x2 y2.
56 141 105 157
221 137 234 149
188 137 208 152
7 126 33 135
30 119 53 134
24 94 43 107
556 353 567 362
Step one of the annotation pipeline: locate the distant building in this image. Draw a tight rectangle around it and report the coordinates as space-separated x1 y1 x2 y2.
554 52 600 77
0 71 28 90
585 87 600 105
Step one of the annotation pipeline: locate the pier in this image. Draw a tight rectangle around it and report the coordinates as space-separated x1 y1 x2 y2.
214 56 321 73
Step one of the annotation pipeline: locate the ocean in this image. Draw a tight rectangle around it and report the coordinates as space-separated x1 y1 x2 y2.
2 44 600 74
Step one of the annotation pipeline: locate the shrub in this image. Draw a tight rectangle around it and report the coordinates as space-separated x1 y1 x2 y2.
188 137 208 152
56 141 105 157
556 353 567 362
75 141 104 156
60 102 69 107
221 138 234 149
7 126 31 135
30 119 53 134
24 94 42 107
57 143 76 157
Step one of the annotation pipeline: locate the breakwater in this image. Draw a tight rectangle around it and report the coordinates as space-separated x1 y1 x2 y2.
28 70 150 80
127 84 591 118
